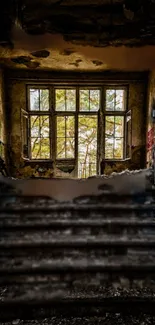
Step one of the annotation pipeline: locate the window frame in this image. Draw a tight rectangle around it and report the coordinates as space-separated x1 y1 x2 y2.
53 86 77 163
27 85 52 161
103 85 129 161
24 84 130 174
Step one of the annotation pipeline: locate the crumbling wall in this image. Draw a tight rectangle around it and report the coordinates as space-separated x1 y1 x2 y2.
0 69 6 160
6 70 147 178
146 70 155 168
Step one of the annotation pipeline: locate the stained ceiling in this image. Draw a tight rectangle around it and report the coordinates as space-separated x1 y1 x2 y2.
1 0 155 71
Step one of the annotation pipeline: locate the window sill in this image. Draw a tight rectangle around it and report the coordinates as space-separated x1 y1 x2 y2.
23 158 53 163
104 158 131 162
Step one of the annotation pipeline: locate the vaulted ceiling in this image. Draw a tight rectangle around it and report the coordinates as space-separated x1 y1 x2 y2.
1 0 155 71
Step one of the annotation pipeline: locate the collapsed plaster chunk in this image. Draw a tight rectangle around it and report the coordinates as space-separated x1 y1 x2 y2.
0 169 152 202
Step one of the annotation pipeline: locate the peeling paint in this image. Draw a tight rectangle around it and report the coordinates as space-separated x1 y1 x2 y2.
26 61 40 69
31 50 50 58
11 56 40 69
75 59 82 63
60 48 75 56
11 56 32 64
92 60 103 66
69 62 79 67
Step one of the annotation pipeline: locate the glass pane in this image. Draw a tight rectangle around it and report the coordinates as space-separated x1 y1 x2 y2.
57 116 75 138
30 89 39 110
80 89 100 112
57 116 65 138
78 115 97 178
57 138 65 159
116 90 125 111
115 116 124 137
66 116 75 137
105 138 114 159
66 138 75 158
31 138 40 159
105 116 114 136
30 89 49 111
40 116 50 137
114 138 123 159
106 89 125 111
40 89 49 111
56 116 75 159
105 115 124 159
55 89 76 111
30 115 50 159
30 116 49 138
56 89 65 111
30 116 40 137
80 90 89 111
106 89 115 111
40 138 50 159
66 89 76 111
90 90 100 111
31 138 50 159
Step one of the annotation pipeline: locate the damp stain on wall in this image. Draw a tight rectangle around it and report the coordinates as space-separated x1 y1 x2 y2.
11 56 40 69
31 50 50 58
92 60 103 66
60 48 75 56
